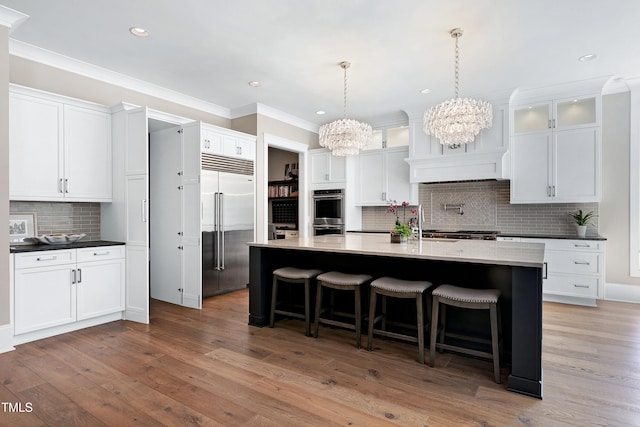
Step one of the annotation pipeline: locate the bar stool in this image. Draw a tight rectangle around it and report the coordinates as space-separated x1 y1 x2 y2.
429 284 502 383
313 271 372 349
366 277 434 364
270 267 323 336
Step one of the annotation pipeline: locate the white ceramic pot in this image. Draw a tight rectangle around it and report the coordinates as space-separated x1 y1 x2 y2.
576 225 587 238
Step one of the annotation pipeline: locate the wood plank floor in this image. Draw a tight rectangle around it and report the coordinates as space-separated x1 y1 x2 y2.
2 289 640 426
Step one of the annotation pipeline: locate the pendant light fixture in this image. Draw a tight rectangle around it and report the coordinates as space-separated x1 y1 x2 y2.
423 28 492 148
319 61 372 156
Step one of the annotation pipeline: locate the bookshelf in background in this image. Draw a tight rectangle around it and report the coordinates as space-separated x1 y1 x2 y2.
268 180 298 199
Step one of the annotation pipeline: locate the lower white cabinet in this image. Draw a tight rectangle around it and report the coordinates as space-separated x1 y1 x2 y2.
13 245 125 338
519 238 604 306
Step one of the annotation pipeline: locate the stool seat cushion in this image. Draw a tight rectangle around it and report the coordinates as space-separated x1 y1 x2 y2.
371 277 433 294
317 271 372 286
432 284 500 304
273 267 323 280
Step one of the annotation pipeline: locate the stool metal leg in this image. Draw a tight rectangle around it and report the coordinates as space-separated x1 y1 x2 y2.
429 295 439 367
416 294 425 364
354 286 362 349
313 282 323 338
270 276 278 328
490 303 501 383
304 279 311 337
367 289 377 351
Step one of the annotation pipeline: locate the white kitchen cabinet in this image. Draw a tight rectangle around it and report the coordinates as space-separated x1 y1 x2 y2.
201 127 223 154
76 246 125 320
310 149 347 185
355 147 415 206
13 246 125 338
199 123 255 161
9 85 112 202
222 134 255 161
520 237 604 306
510 93 601 203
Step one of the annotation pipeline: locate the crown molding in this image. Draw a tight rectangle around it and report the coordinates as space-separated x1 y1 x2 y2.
9 39 231 118
0 5 28 31
231 102 319 134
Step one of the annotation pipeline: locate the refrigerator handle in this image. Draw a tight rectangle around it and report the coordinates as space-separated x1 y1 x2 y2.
214 192 220 270
220 193 225 270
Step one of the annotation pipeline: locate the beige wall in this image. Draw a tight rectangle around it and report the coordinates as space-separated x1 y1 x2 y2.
231 114 257 136
600 92 640 286
268 148 299 182
10 56 231 127
1 26 9 326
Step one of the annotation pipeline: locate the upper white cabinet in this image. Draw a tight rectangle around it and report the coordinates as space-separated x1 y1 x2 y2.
355 146 416 206
200 123 255 161
510 93 601 203
9 85 112 202
310 149 346 185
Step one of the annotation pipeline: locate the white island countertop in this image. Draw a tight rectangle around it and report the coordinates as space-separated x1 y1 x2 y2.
249 233 545 268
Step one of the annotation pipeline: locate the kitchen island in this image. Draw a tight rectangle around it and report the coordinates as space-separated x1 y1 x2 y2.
248 234 545 398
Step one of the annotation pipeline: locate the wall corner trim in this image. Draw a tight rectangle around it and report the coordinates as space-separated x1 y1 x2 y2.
0 323 15 354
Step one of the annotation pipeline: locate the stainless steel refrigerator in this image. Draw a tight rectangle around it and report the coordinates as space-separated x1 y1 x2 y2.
201 170 254 297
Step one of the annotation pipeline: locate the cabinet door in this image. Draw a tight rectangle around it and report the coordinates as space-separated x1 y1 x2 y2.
14 264 76 334
76 258 125 320
9 93 63 200
554 95 599 130
223 137 255 161
385 148 411 203
356 151 385 205
202 129 223 154
125 175 149 324
311 151 330 183
64 105 112 201
512 102 552 134
125 107 149 176
553 128 600 202
510 133 553 203
329 154 346 182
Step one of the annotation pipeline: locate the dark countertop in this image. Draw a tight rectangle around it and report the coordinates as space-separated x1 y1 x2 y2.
498 233 607 241
10 240 125 253
351 230 607 241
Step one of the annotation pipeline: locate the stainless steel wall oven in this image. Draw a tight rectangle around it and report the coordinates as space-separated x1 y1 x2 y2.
312 189 344 235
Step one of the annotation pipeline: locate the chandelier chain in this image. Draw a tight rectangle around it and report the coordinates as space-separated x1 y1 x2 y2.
343 63 348 119
454 33 459 98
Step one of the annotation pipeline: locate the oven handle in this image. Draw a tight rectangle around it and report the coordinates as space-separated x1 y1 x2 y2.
313 194 344 200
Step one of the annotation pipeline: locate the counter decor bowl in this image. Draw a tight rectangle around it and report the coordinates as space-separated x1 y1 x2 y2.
33 233 86 245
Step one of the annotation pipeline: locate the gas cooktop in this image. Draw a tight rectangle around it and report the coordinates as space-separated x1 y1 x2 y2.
421 230 500 240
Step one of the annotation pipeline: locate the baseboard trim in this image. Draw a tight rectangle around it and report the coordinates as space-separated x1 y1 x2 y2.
0 323 16 354
604 282 640 303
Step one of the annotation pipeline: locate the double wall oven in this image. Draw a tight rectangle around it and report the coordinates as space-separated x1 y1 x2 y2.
312 189 345 236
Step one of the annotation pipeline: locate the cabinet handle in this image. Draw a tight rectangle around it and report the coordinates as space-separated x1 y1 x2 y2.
325 173 329 181
65 178 69 193
574 261 591 265
574 244 591 248
71 269 76 284
236 146 242 155
573 284 590 288
547 186 551 197
77 268 82 284
548 119 552 129
58 178 64 193
552 185 556 197
93 251 110 256
141 200 147 222
36 256 57 262
543 262 548 279
552 119 556 128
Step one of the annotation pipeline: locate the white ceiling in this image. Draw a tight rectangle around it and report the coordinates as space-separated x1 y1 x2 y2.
2 0 640 128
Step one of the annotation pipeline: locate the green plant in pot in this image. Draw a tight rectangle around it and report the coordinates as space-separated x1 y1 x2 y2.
387 200 416 243
568 210 595 238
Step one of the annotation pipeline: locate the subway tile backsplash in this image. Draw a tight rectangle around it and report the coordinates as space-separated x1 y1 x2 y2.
362 180 599 236
10 201 101 241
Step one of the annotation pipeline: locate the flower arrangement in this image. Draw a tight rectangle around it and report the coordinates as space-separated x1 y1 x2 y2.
387 200 417 239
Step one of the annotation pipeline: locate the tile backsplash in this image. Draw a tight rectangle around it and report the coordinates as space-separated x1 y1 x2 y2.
362 180 599 236
10 201 101 241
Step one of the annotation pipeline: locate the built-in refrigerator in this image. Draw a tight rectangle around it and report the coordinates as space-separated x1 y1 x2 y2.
201 169 254 297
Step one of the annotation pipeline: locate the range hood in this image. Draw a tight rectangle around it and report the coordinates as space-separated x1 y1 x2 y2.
406 149 509 183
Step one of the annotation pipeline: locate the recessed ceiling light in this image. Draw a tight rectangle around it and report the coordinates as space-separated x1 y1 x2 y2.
420 88 432 94
129 27 149 37
248 81 262 87
316 110 326 115
578 53 597 62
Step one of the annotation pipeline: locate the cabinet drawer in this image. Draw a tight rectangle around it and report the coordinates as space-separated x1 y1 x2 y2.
546 251 600 274
76 246 125 262
544 274 598 297
544 239 602 251
15 250 76 269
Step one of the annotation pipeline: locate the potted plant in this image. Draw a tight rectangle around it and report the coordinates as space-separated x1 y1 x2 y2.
568 210 595 238
387 201 416 243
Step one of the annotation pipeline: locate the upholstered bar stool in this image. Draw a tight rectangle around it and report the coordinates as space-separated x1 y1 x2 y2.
270 267 323 336
366 277 434 364
313 271 372 349
429 284 502 383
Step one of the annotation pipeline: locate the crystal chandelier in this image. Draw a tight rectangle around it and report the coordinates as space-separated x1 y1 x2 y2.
423 28 492 148
319 61 372 156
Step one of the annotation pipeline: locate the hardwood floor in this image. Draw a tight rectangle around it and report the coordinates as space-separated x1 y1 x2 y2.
1 289 640 426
